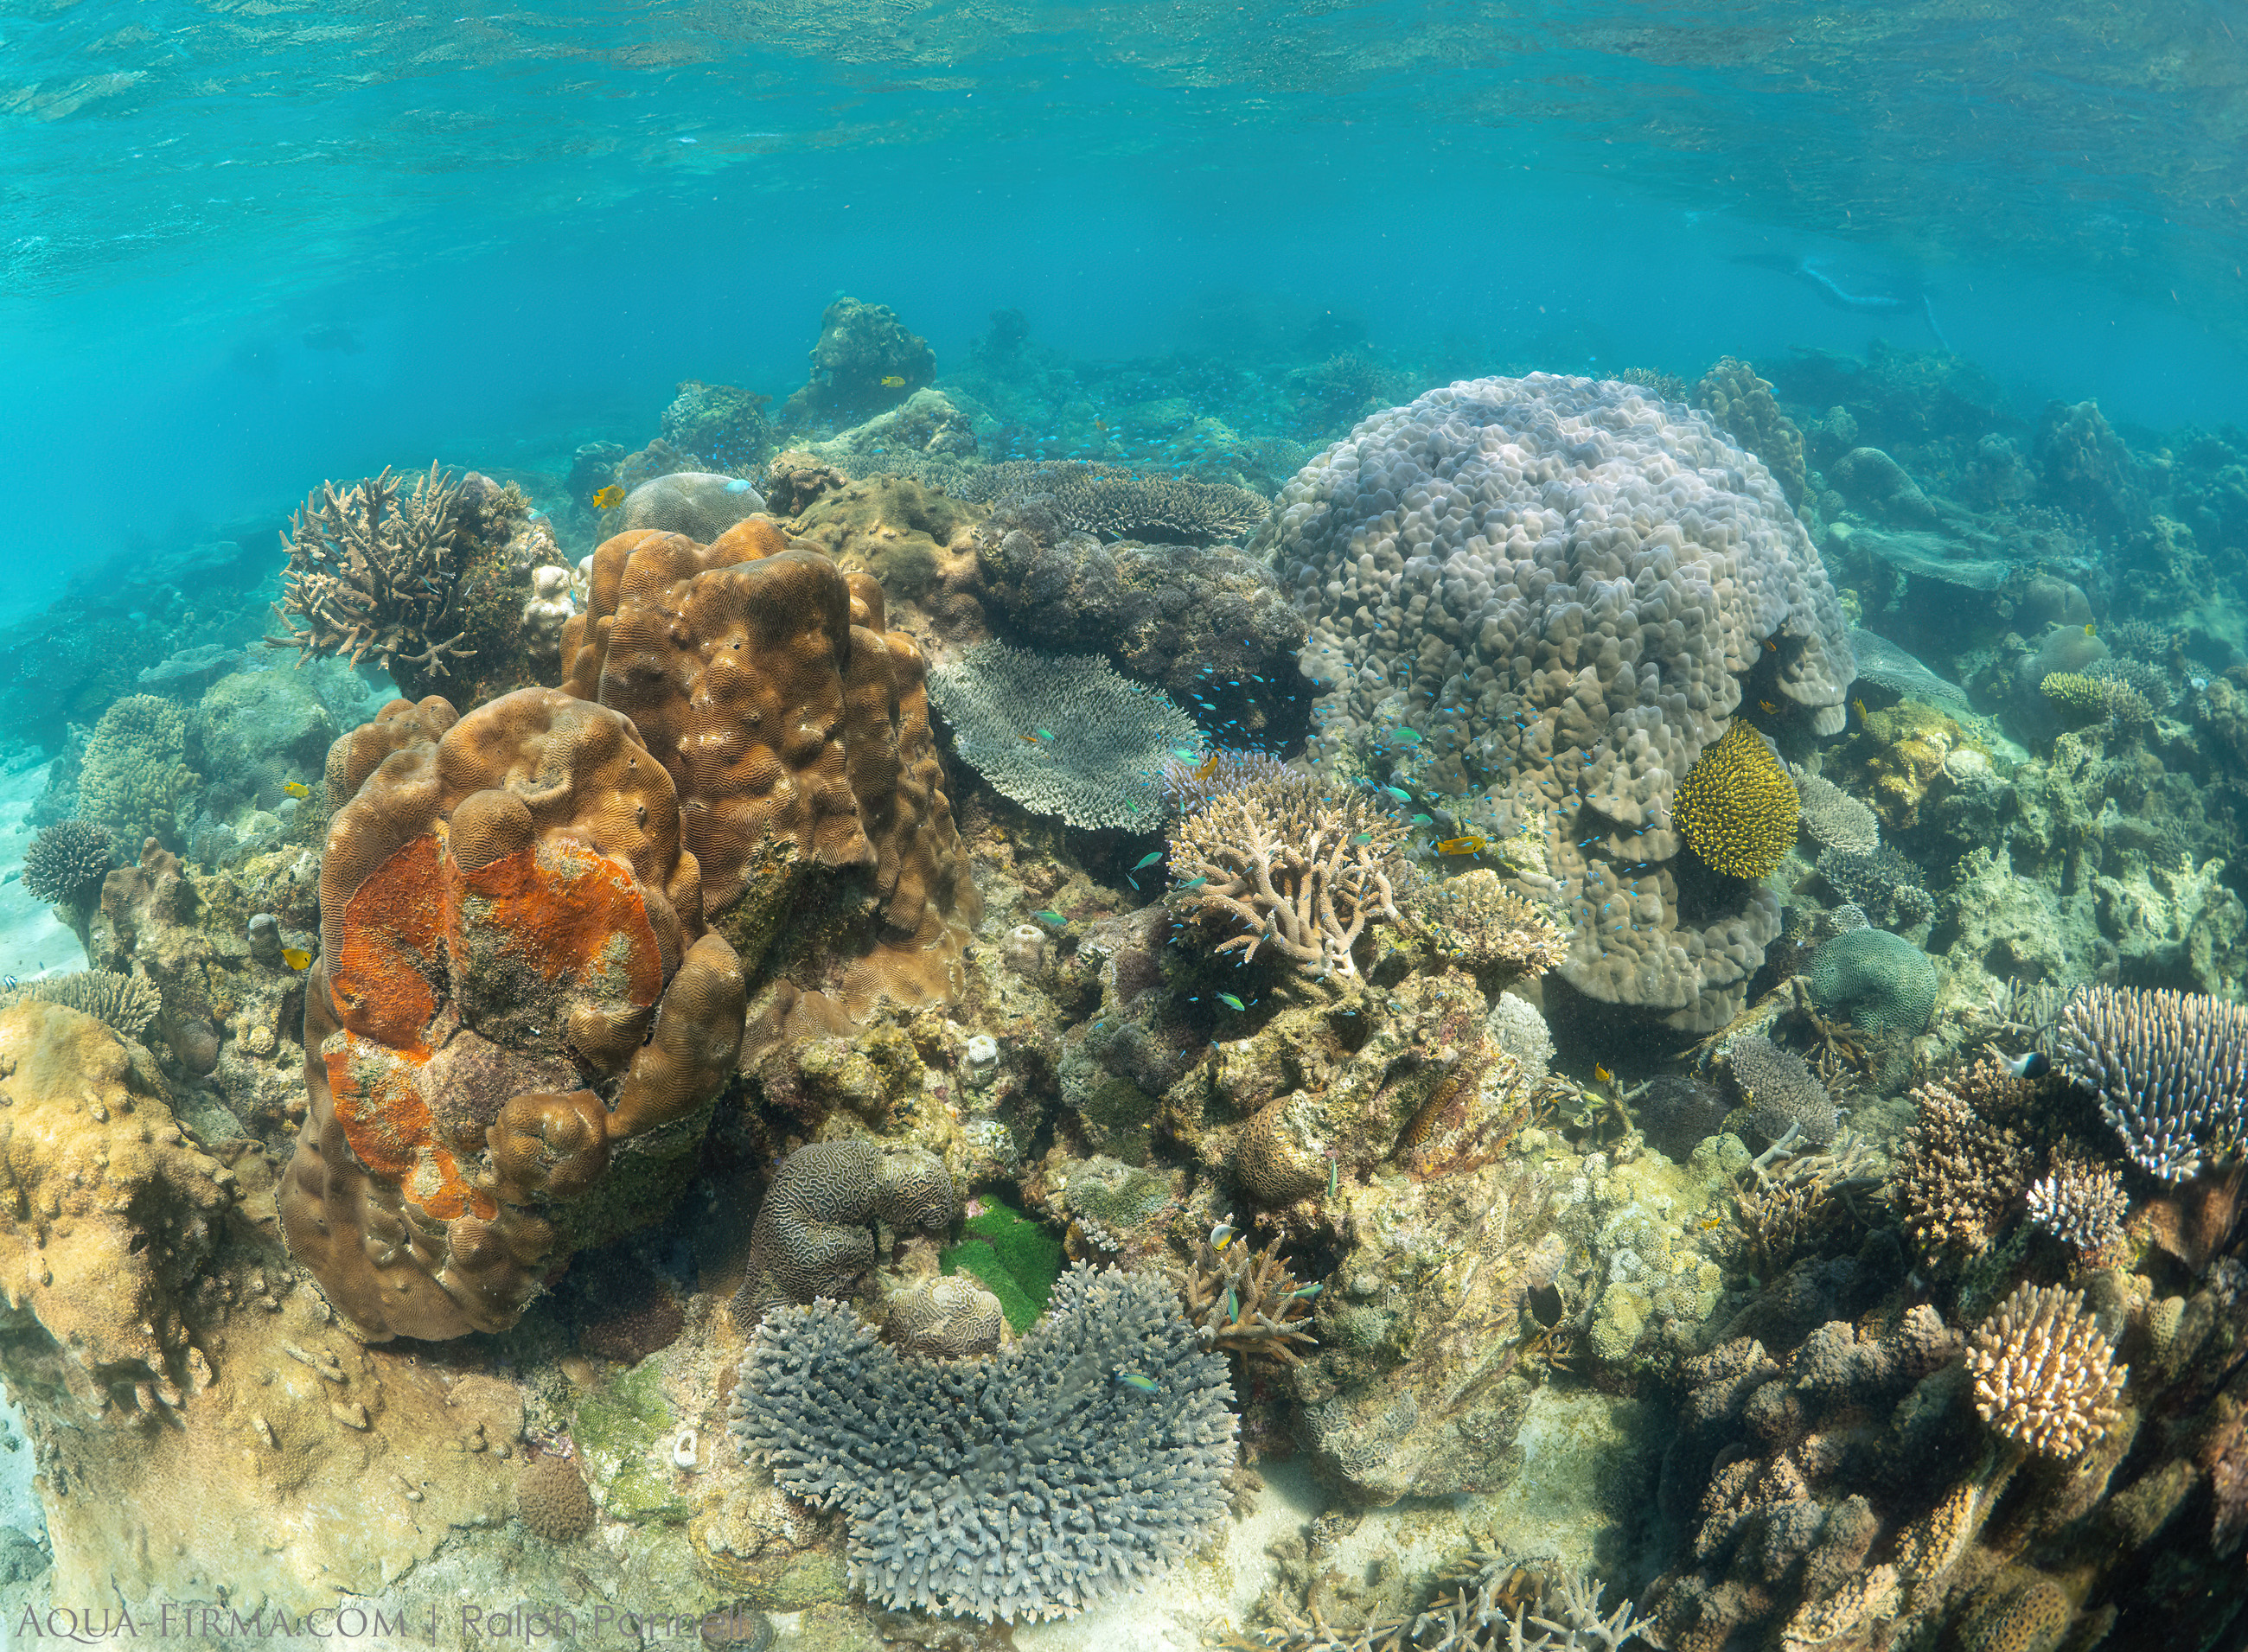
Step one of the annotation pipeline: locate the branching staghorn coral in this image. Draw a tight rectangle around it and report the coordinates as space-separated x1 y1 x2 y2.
1167 1221 1319 1367
268 462 472 679
1168 772 1408 979
2056 983 2248 1181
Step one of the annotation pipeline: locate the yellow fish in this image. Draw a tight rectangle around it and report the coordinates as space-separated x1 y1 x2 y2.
879 374 907 388
282 780 311 800
1594 1062 1613 1084
281 947 311 971
591 483 625 510
1192 752 1220 781
1851 697 1868 721
1435 835 1486 855
2084 622 2097 636
1758 699 1778 715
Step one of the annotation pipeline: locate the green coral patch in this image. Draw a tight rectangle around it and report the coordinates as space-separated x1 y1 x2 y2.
572 1360 693 1525
939 1200 1063 1331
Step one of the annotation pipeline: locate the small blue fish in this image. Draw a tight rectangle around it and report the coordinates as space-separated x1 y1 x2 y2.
1035 728 1054 741
1178 876 1209 890
1217 992 1247 1011
1113 1370 1160 1393
1411 813 1434 824
1383 786 1411 801
1134 852 1163 871
1291 1281 1324 1299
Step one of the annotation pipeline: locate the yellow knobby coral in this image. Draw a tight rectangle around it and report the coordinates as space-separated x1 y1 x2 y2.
1674 720 1798 880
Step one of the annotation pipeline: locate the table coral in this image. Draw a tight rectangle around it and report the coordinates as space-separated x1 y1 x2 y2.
1266 373 1853 1031
952 458 1271 545
281 686 748 1341
559 520 979 1038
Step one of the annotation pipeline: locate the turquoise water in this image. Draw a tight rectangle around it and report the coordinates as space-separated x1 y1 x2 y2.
4 1 2243 610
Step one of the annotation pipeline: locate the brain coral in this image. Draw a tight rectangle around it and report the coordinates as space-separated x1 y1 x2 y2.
928 641 1202 829
729 1264 1234 1622
281 686 749 1341
729 1138 956 1327
559 519 980 1037
1674 721 1800 879
1809 928 1938 1036
1264 373 1853 1030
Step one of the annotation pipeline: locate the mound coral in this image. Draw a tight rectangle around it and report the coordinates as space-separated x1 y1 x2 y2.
78 693 197 851
1809 927 1938 1035
281 686 749 1341
784 297 936 420
559 520 980 1034
269 462 473 685
954 460 1271 545
1167 771 1408 979
728 1264 1234 1622
518 1447 597 1542
1719 1031 1837 1145
1693 355 1808 508
1968 1281 2127 1460
1674 721 1800 880
621 471 769 542
1266 373 1852 1031
928 641 1201 829
884 1274 1005 1361
2056 983 2248 1181
728 1138 955 1328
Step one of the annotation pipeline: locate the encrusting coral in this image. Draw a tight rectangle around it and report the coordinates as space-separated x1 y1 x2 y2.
2055 982 2248 1181
1967 1281 2127 1460
1167 770 1408 979
1266 373 1853 1030
1674 720 1801 880
728 1138 956 1328
952 458 1271 544
728 1263 1234 1622
281 686 749 1341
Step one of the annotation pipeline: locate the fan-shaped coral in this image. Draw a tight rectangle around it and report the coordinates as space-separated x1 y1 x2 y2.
728 1264 1234 1622
1675 721 1800 880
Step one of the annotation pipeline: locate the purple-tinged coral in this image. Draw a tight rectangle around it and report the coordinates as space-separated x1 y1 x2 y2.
2056 983 2248 1181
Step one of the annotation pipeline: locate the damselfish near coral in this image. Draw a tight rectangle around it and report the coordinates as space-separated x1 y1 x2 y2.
78 693 198 851
1674 720 1800 880
2056 983 2248 1181
559 521 979 1039
1267 373 1853 1031
269 462 473 686
281 686 749 1341
1166 1227 1319 1368
1967 1281 2127 1460
727 1138 955 1328
1168 771 1408 979
728 1264 1234 1623
783 297 936 421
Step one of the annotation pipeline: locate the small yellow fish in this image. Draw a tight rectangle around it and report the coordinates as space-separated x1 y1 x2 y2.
1758 699 1778 715
879 374 907 388
1094 418 1108 432
282 780 311 800
1762 637 1777 653
591 483 625 510
1192 752 1220 781
1699 1215 1725 1231
1593 1062 1613 1084
1851 697 1868 721
2084 622 2097 636
281 947 312 971
1435 835 1486 855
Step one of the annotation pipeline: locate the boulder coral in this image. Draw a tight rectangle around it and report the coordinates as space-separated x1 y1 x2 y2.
559 519 979 1043
281 686 749 1341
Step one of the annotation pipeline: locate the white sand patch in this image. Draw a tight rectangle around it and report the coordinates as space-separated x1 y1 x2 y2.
0 760 86 980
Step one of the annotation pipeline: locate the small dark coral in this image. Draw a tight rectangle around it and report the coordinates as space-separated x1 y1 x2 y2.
730 1139 955 1328
518 1447 596 1542
572 1256 687 1366
21 820 112 908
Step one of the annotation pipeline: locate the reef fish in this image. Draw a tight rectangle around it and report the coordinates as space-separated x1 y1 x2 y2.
1217 992 1247 1011
282 780 311 800
1383 786 1411 801
1436 836 1486 855
1033 909 1067 926
2001 1050 2052 1080
1112 1370 1160 1392
591 483 625 510
1133 852 1163 871
281 947 312 970
879 374 907 387
1192 752 1220 781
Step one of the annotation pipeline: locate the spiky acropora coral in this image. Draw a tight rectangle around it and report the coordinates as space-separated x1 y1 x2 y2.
1891 1064 2033 1259
281 687 747 1341
559 520 979 1036
1167 771 1407 979
270 462 473 682
1675 720 1800 880
1968 1280 2126 1460
2056 982 2248 1181
2024 1146 2130 1253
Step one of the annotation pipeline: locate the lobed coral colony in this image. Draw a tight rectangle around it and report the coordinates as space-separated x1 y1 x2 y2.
5 324 2248 1651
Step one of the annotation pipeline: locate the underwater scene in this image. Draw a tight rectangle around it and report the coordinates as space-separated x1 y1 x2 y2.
4 2 2248 1648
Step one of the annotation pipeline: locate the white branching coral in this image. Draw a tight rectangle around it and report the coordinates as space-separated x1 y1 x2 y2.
1168 771 1407 979
269 462 471 678
2024 1146 2130 1253
1967 1281 2126 1460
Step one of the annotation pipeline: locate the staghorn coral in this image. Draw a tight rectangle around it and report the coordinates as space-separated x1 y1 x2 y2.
1719 1031 1837 1146
268 462 473 684
78 693 198 851
1792 772 1879 856
1675 720 1800 880
518 1445 597 1542
1268 373 1852 1032
281 686 749 1341
0 970 160 1041
728 1138 956 1328
1167 1225 1319 1367
927 641 1201 829
1168 771 1408 979
2024 1146 2130 1253
1891 1066 2033 1259
728 1263 1235 1623
2055 983 2248 1181
1967 1281 2127 1460
21 819 112 908
951 459 1270 545
559 520 980 1035
883 1273 1004 1361
1808 927 1938 1035
1693 355 1808 508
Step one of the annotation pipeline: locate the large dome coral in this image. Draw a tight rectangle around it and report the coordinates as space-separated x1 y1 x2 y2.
1261 373 1854 1030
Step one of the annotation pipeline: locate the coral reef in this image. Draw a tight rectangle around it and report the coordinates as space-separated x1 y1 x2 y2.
268 462 473 686
783 297 936 421
1674 721 1800 880
1792 772 1879 856
1889 1061 2034 1260
883 1273 1005 1361
1967 1281 2127 1460
659 378 776 476
953 459 1271 544
518 1445 597 1542
78 692 198 851
728 1138 955 1327
2024 1146 2130 1253
928 641 1202 828
1807 926 1938 1035
281 686 748 1340
1167 770 1408 979
1693 355 1808 508
1266 373 1852 1031
21 818 112 907
728 1264 1234 1621
1719 1031 1837 1145
2055 983 2248 1181
0 969 161 1040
